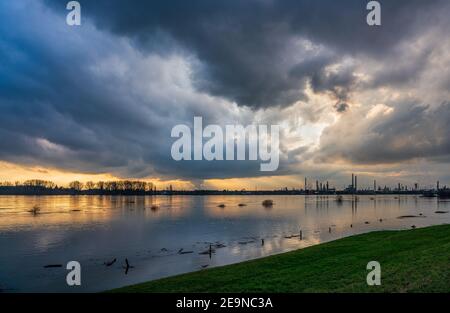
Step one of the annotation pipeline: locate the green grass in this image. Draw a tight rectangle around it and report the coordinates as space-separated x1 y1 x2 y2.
111 224 450 293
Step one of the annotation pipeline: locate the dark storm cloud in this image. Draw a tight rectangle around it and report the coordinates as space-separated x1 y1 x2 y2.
308 62 358 109
0 2 170 178
2 0 450 183
1 1 292 180
44 0 447 108
334 103 350 113
370 47 434 88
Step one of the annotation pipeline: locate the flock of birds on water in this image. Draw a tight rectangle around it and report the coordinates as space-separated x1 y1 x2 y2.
28 196 449 274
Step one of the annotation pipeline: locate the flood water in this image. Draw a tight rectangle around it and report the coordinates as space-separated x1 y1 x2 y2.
0 194 449 292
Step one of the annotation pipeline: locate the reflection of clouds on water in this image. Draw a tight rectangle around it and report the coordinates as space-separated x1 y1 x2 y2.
1 195 450 292
33 231 67 253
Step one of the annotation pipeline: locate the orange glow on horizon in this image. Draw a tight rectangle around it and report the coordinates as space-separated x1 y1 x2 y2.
0 160 419 191
0 161 306 190
0 161 194 190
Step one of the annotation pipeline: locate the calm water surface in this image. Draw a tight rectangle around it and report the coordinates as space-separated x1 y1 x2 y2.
0 195 449 292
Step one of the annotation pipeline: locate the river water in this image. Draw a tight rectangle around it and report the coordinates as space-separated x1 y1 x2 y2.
0 195 449 292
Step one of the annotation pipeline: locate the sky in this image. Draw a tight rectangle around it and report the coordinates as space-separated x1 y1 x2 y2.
1 0 450 190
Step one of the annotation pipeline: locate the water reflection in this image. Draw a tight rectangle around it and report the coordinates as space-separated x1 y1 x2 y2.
0 195 449 292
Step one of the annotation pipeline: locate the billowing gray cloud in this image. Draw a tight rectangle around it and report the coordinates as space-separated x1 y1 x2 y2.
1 0 450 185
43 0 449 108
0 1 293 181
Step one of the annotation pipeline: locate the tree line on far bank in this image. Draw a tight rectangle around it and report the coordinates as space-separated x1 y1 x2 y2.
0 179 157 195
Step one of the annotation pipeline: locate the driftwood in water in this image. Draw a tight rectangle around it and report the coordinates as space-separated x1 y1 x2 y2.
125 258 133 268
238 240 255 244
199 245 216 257
397 215 426 219
123 258 134 274
199 244 216 259
104 258 116 266
178 248 194 255
44 264 62 268
29 205 41 215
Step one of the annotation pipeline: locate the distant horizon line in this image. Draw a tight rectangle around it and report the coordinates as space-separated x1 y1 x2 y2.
0 178 448 192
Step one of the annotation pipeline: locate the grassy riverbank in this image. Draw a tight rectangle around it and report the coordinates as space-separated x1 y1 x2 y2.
111 224 450 293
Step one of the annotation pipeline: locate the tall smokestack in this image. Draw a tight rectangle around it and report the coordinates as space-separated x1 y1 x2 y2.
374 180 376 191
305 177 307 191
355 176 358 192
352 173 354 190
316 180 319 191
437 181 440 191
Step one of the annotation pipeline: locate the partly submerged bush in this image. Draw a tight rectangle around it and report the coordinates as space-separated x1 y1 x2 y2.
262 199 274 207
29 205 41 215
